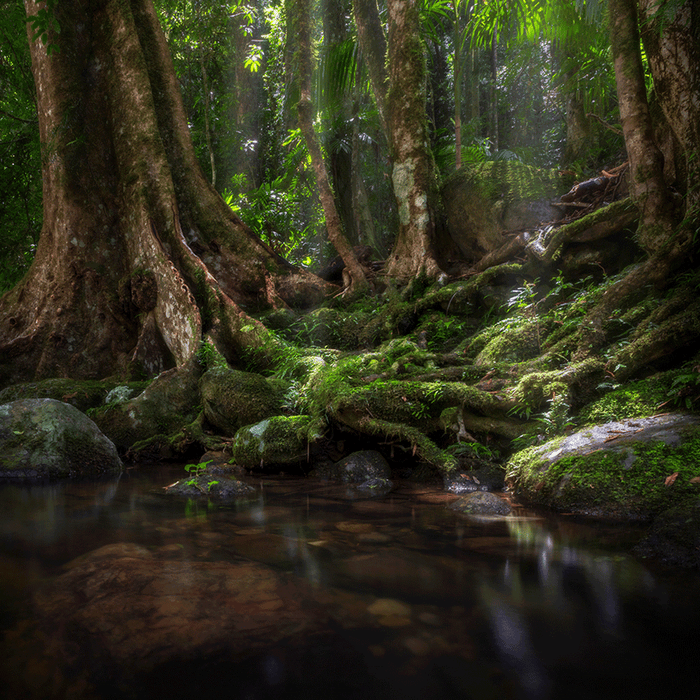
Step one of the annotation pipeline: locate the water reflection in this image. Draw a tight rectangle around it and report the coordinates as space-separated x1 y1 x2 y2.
0 470 699 700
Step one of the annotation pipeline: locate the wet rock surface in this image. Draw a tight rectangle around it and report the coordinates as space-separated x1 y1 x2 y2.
444 460 505 493
507 413 700 519
448 491 512 516
164 468 256 501
0 398 122 479
312 450 394 497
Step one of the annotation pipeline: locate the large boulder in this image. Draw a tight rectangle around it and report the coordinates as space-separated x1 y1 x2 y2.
441 161 564 263
0 399 122 479
506 414 700 520
200 366 283 436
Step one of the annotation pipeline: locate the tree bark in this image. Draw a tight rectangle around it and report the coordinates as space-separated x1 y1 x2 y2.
638 0 700 233
384 0 442 281
0 0 327 386
608 0 677 252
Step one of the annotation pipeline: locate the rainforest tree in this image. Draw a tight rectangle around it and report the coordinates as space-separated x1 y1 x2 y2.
0 0 328 386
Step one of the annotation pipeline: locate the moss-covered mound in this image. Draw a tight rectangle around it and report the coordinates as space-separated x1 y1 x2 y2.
229 415 321 470
507 414 700 519
200 366 283 436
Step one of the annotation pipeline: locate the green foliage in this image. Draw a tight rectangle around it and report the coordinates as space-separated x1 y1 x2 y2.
25 0 60 54
446 440 500 461
222 130 325 265
0 0 42 293
666 364 700 411
184 459 213 489
195 340 227 371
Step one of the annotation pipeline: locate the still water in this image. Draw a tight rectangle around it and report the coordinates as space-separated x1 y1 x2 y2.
1 465 699 700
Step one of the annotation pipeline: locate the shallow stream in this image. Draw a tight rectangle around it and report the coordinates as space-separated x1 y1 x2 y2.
1 466 699 699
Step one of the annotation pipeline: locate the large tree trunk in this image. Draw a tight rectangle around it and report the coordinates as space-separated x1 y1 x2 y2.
574 0 697 359
0 0 327 387
638 0 700 233
384 0 442 281
608 0 678 252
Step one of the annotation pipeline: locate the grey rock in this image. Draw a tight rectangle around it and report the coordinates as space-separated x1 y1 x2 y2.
0 399 122 479
449 491 512 516
334 450 392 483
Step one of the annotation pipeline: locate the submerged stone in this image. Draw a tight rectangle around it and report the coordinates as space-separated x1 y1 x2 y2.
0 399 122 479
22 544 328 690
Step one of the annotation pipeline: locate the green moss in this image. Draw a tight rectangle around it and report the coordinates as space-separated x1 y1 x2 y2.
509 427 700 518
578 371 682 425
229 415 319 468
0 378 143 413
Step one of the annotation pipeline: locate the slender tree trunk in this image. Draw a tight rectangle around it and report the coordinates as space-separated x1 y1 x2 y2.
293 0 369 293
488 21 498 152
384 0 442 281
608 0 677 252
324 0 359 246
454 12 463 170
0 0 327 385
351 0 389 139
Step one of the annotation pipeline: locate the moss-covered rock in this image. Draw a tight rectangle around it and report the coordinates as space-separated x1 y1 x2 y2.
229 415 320 469
506 413 700 519
91 360 201 451
164 465 256 501
578 371 686 425
0 378 147 413
199 366 283 436
0 399 122 479
474 319 545 365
